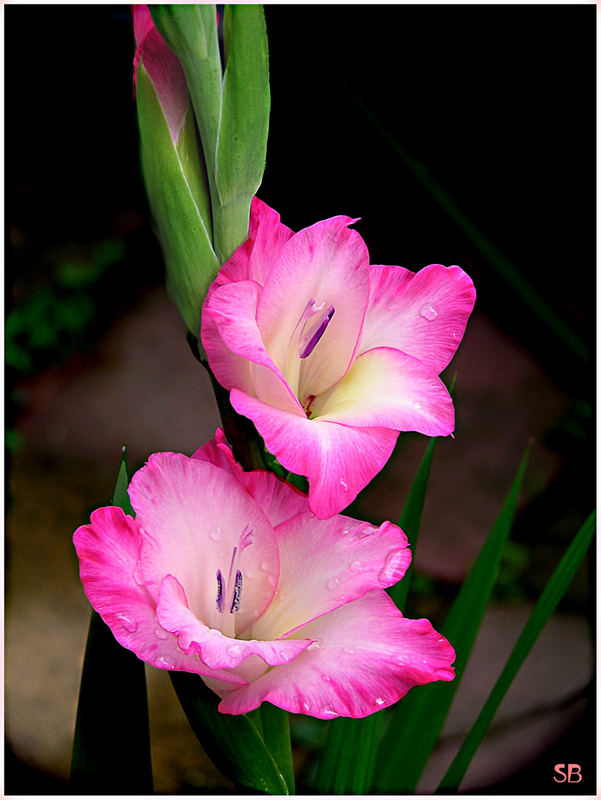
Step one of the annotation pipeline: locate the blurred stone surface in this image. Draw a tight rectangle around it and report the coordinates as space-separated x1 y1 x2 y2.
7 286 591 792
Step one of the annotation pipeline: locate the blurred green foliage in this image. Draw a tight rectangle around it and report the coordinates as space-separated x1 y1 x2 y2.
6 239 125 375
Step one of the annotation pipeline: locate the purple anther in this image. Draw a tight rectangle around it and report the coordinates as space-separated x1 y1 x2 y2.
230 570 243 613
300 305 335 358
216 570 224 613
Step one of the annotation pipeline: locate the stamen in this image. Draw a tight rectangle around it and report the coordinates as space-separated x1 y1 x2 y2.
230 570 243 613
216 570 224 613
215 526 255 615
299 305 335 358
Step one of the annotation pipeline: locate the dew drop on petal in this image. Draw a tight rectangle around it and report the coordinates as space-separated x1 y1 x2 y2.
210 527 222 541
228 644 243 657
414 401 422 410
156 656 174 669
322 674 332 683
349 560 364 572
322 706 338 717
419 304 438 321
133 562 145 586
375 697 386 706
339 478 349 491
267 574 277 586
377 549 407 585
326 576 340 590
154 628 169 640
302 701 311 712
339 526 351 537
261 561 272 572
116 613 137 633
307 640 321 651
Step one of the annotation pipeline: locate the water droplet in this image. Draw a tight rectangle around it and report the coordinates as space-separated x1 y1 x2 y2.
156 656 174 669
326 576 340 590
302 701 311 712
375 697 386 706
322 706 338 717
210 527 222 541
339 526 351 537
228 644 243 657
414 401 422 410
349 560 364 572
154 628 169 640
308 641 320 651
261 561 272 572
377 549 407 585
452 331 457 339
422 658 428 664
343 646 356 655
322 674 332 683
419 304 438 321
267 574 277 586
116 613 137 633
339 478 349 491
133 562 145 586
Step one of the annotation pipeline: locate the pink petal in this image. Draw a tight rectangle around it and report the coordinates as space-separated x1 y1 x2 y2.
73 506 242 683
218 591 455 718
360 263 476 373
256 215 370 399
211 197 295 289
205 279 303 414
252 512 410 640
312 346 455 437
231 389 399 519
132 5 188 144
128 452 279 635
193 430 314 528
156 575 312 671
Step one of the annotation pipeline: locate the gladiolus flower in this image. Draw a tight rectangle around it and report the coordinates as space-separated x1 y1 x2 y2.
73 431 455 718
201 199 476 518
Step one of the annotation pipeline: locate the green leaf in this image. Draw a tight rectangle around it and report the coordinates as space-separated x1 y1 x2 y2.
315 713 384 794
169 671 290 794
389 436 437 612
437 510 595 792
71 450 152 792
374 446 530 792
314 435 439 794
136 63 220 334
259 703 295 793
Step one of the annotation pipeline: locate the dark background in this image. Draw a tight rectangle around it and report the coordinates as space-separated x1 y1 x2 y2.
5 3 596 794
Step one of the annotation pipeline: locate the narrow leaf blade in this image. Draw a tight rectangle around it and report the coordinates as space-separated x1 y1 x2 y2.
437 510 595 792
169 671 289 794
374 446 530 792
71 451 152 792
316 713 383 794
389 436 437 611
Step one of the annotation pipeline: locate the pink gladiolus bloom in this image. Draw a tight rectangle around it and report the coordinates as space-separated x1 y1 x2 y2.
73 431 454 718
202 199 476 519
